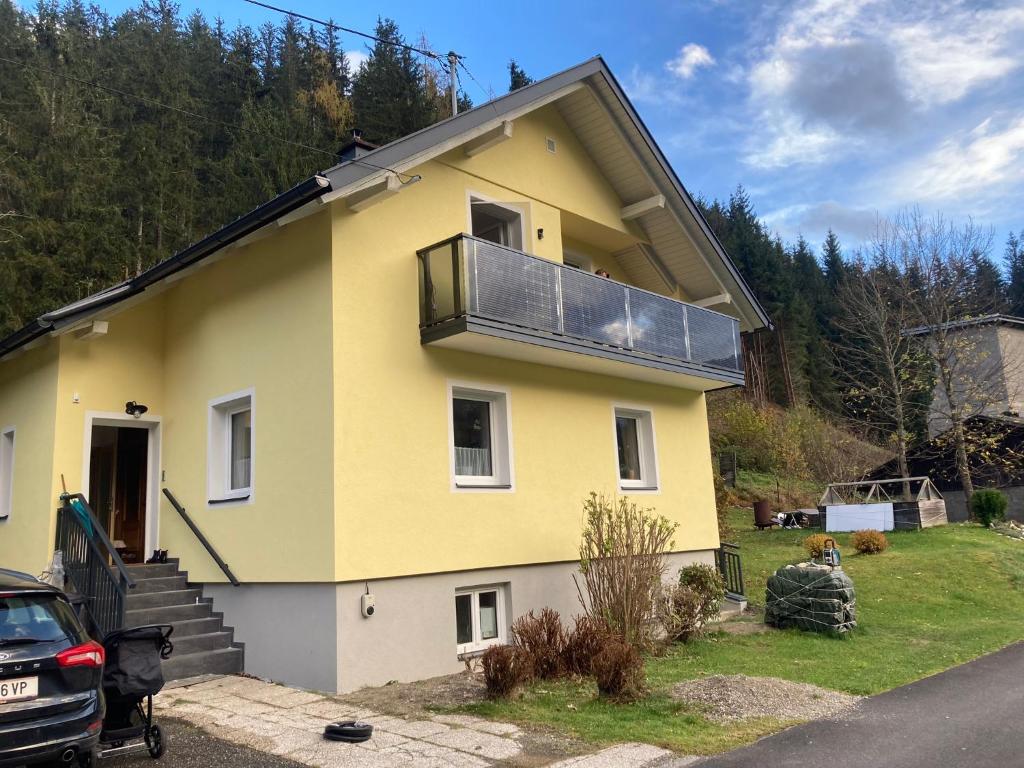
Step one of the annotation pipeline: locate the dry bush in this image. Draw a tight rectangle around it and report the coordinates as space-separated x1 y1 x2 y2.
481 645 531 699
562 615 610 677
803 533 832 558
575 493 677 650
591 637 645 701
850 529 889 554
660 564 726 643
708 393 891 487
510 608 565 680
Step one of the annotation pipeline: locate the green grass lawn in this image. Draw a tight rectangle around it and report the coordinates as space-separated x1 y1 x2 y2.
461 509 1024 754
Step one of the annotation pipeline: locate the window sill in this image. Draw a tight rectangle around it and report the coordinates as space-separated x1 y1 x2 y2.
455 483 512 490
208 495 251 505
619 486 659 492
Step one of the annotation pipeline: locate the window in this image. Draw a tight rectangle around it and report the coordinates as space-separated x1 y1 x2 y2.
449 384 513 490
455 586 505 654
0 427 13 520
562 250 593 272
208 390 254 503
470 197 523 251
613 407 658 491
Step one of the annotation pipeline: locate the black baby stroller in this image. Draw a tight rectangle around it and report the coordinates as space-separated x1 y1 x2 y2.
97 625 174 760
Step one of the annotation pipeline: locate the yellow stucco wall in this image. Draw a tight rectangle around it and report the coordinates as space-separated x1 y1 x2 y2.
0 211 335 581
0 344 59 573
331 106 719 581
1 103 722 584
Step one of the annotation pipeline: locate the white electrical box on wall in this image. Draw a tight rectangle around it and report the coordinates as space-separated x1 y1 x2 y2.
360 593 375 618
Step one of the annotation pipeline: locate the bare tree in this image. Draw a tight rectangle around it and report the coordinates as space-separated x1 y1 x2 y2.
831 251 930 485
882 209 1014 501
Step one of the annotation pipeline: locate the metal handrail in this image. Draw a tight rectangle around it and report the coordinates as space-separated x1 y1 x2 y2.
162 488 240 586
417 233 743 374
56 493 135 637
715 542 745 600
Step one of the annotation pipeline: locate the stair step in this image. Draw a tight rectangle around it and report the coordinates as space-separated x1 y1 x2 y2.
170 631 235 656
165 617 225 638
162 647 243 681
122 562 180 579
129 576 188 594
127 589 203 610
125 602 211 626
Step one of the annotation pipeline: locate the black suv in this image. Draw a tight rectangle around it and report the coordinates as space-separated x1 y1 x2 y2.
0 569 104 767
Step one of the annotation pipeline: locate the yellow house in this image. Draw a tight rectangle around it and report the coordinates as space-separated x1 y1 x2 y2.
0 57 769 692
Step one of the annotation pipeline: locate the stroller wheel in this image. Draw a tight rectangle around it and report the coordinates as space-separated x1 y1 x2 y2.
77 748 97 767
146 724 165 759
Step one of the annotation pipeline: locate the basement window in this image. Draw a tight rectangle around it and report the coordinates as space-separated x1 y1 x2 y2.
449 384 513 491
0 427 14 520
455 586 506 655
208 390 254 504
614 406 658 491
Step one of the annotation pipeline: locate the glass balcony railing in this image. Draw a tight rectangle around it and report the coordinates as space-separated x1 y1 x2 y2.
417 234 743 376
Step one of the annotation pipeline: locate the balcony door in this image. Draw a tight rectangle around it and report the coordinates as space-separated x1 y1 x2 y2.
470 197 524 251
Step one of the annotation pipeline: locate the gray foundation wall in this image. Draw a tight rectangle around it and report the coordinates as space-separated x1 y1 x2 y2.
334 550 713 693
204 583 338 692
204 551 714 694
943 487 1024 523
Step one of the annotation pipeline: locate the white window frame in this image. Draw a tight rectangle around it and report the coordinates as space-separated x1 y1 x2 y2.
612 404 659 493
455 585 507 655
447 381 515 493
466 191 527 252
207 388 255 506
562 248 594 272
0 426 14 521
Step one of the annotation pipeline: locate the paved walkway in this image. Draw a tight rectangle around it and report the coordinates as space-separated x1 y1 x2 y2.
155 676 697 768
695 642 1024 768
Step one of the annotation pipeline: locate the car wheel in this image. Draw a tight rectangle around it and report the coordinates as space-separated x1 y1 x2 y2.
323 721 374 743
146 724 166 759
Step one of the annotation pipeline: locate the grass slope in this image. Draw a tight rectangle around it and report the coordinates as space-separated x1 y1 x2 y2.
463 509 1024 754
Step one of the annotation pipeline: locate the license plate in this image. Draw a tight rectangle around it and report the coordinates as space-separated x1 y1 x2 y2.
0 676 38 703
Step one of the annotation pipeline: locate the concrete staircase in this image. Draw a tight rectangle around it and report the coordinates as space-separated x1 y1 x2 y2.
123 559 243 680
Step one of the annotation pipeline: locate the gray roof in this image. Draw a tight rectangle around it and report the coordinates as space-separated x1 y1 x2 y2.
905 314 1024 337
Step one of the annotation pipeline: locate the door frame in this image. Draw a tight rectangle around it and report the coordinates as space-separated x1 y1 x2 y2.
81 411 162 557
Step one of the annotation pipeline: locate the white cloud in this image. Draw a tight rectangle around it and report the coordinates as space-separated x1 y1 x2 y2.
741 0 1024 168
666 44 715 80
888 114 1024 204
347 50 369 71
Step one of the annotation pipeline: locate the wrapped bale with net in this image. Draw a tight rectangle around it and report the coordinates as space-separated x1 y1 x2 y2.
765 563 856 635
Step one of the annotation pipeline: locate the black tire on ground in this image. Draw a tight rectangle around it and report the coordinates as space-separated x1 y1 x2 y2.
323 721 373 743
146 723 166 759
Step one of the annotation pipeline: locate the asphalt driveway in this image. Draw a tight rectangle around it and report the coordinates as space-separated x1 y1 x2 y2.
696 641 1024 768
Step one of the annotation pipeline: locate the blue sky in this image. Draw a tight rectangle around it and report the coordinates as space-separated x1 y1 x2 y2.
94 0 1024 260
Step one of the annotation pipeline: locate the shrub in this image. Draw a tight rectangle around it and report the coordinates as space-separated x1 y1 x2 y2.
851 529 889 554
591 637 645 701
481 645 530 699
562 615 609 677
971 489 1008 528
660 564 726 643
575 493 677 649
510 608 565 680
803 533 832 559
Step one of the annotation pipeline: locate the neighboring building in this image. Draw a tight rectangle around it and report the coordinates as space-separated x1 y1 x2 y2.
0 58 769 692
908 315 1024 437
899 315 1024 520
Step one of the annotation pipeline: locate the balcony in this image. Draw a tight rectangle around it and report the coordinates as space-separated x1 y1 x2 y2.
417 234 744 390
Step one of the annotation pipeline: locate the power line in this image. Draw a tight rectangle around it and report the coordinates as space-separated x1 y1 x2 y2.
241 0 451 63
0 55 420 181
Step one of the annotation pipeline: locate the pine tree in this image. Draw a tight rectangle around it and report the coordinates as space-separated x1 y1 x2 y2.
508 59 533 91
350 18 436 144
1006 232 1024 317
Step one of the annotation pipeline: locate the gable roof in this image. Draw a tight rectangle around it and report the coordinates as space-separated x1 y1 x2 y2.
0 56 769 361
905 314 1024 337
